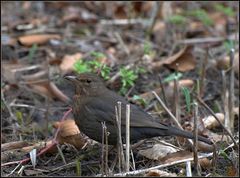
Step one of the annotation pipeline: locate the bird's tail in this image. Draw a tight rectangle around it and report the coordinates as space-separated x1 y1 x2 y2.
167 126 213 145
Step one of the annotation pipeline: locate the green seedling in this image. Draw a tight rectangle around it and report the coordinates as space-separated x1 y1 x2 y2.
181 86 191 113
88 60 111 80
73 59 92 73
215 4 234 17
163 72 183 83
132 95 147 107
119 67 138 95
28 44 38 62
186 9 213 26
167 14 187 25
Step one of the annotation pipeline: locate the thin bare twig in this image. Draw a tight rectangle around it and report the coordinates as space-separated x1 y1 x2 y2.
125 104 130 172
228 49 235 134
193 102 200 176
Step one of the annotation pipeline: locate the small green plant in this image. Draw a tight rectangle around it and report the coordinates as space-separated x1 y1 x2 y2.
75 158 81 176
28 44 38 62
73 53 111 80
163 72 183 83
186 9 213 26
215 4 234 17
143 42 152 55
132 95 147 107
73 59 91 73
90 51 106 60
88 60 111 80
167 14 187 25
223 40 234 53
16 110 24 126
119 67 138 95
181 87 191 113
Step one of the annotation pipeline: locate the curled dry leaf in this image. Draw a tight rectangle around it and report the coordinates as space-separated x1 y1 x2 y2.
145 169 177 177
203 113 225 129
59 53 82 74
160 150 192 164
1 141 29 152
199 158 212 170
151 46 196 72
53 119 87 150
18 34 61 46
28 81 69 102
216 52 239 75
138 144 178 160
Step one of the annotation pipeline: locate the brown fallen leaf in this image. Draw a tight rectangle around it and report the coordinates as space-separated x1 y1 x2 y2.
160 150 192 164
152 46 196 72
1 141 29 152
18 34 61 46
59 53 82 74
53 119 87 150
216 52 239 75
28 81 69 102
202 113 225 130
145 169 177 177
138 143 178 160
199 158 212 170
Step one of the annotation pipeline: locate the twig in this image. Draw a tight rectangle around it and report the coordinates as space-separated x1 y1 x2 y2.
147 1 161 37
152 91 193 146
193 94 238 149
115 101 125 172
174 65 180 122
199 47 208 97
193 102 200 176
114 32 130 56
222 71 230 134
228 49 235 134
158 74 169 108
177 33 238 45
186 161 192 177
113 153 213 176
125 104 130 172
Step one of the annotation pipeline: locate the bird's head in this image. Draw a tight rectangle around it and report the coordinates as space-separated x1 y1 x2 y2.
64 72 106 96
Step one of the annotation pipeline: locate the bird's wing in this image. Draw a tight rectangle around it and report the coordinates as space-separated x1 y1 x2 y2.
85 92 169 130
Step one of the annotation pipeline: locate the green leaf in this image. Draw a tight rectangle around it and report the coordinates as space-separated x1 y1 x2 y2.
167 15 187 25
181 87 191 113
214 4 234 17
163 72 183 83
186 9 213 26
73 59 91 73
28 44 38 62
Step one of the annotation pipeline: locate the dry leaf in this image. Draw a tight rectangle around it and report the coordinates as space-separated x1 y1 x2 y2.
53 119 87 149
160 150 192 164
202 113 225 129
18 34 61 46
59 53 82 74
145 169 177 177
199 158 212 170
1 141 29 152
216 52 239 75
28 81 69 102
152 46 196 72
227 165 237 176
139 144 178 160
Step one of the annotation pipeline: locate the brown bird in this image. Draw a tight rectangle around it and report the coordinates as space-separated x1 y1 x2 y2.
64 72 212 145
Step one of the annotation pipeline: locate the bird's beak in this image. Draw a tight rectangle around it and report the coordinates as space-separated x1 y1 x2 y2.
64 75 77 82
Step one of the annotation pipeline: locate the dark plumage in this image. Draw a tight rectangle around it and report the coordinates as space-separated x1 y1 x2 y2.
64 73 212 145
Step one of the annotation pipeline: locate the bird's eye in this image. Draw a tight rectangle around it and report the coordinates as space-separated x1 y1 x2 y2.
86 79 91 83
